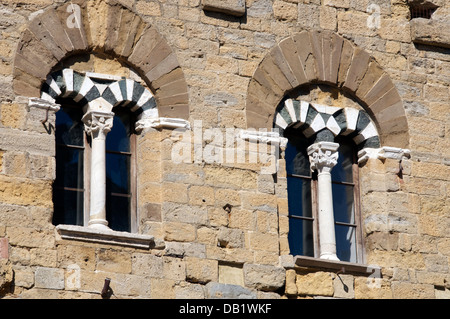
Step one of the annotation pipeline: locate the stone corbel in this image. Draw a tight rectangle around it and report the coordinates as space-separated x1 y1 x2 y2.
135 117 191 132
239 129 288 148
28 97 61 124
358 147 411 165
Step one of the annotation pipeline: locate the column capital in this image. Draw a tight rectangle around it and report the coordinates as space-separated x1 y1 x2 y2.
82 110 114 140
307 141 339 174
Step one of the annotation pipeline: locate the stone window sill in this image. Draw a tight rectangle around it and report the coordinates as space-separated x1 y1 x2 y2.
56 225 155 249
294 255 381 276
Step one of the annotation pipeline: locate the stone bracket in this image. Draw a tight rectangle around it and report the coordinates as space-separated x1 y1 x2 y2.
239 129 288 147
28 97 61 124
358 146 411 165
135 117 191 132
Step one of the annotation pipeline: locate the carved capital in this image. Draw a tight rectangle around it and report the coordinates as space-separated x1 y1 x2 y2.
307 142 339 174
82 111 114 140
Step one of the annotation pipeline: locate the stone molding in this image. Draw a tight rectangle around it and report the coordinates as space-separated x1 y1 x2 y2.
56 224 155 249
246 30 409 149
13 0 189 119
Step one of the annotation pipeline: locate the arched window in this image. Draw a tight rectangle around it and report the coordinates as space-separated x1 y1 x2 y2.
52 101 137 233
285 131 363 263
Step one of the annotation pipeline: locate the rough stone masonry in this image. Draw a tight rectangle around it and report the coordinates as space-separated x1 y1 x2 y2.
0 0 449 300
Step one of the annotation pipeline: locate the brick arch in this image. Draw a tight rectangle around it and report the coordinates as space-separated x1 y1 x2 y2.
246 30 409 149
12 0 188 119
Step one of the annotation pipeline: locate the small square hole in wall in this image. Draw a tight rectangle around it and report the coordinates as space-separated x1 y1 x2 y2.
218 262 244 286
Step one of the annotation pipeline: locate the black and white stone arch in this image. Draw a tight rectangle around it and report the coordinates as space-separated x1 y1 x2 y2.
37 69 190 131
273 99 381 151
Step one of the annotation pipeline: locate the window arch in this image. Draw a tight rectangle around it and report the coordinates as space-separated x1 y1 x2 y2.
278 98 377 263
47 69 154 233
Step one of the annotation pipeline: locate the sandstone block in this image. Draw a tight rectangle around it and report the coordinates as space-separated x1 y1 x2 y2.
35 267 64 290
205 282 256 298
132 253 164 277
243 263 285 291
217 227 245 248
285 269 297 295
96 249 132 274
296 271 334 297
186 257 218 283
163 222 197 242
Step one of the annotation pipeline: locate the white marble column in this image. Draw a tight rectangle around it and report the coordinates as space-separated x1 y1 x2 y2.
82 111 114 230
307 141 340 261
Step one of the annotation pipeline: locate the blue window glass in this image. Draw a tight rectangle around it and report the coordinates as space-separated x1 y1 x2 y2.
53 106 84 226
105 108 133 232
332 142 357 263
286 140 314 257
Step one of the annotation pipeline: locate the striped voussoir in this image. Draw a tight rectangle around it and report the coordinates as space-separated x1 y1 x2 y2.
274 99 380 150
40 69 157 118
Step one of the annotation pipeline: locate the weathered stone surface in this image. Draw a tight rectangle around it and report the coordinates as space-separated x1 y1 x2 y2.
205 282 256 299
296 271 334 297
410 18 450 49
35 267 65 290
243 264 285 291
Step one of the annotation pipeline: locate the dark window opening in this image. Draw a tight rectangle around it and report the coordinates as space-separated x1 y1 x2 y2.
409 4 438 19
53 104 85 226
105 107 136 232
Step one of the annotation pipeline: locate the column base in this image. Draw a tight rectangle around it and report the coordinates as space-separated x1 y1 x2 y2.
88 219 110 231
320 253 340 261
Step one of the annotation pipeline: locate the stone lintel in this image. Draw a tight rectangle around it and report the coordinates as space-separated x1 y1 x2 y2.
202 0 246 17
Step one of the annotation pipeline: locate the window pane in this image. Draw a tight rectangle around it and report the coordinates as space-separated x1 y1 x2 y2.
105 108 133 232
288 218 314 257
332 183 355 224
55 107 84 146
335 225 357 263
52 189 84 226
53 106 84 227
55 147 84 189
287 177 312 218
106 194 130 232
285 141 311 176
106 110 131 153
331 143 353 183
106 152 130 195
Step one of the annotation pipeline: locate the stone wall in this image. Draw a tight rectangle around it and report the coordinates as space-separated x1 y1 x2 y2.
0 0 449 299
